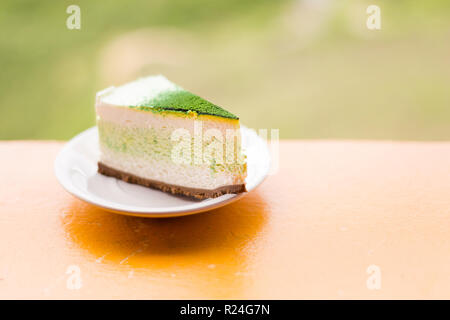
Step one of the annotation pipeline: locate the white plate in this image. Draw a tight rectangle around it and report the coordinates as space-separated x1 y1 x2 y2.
54 126 270 218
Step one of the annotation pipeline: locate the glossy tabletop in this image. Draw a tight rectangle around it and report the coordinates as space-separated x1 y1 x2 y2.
0 141 449 299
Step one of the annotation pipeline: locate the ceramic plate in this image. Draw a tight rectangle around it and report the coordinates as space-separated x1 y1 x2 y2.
54 126 270 217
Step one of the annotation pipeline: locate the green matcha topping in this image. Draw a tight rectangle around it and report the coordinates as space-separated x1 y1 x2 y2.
132 89 239 120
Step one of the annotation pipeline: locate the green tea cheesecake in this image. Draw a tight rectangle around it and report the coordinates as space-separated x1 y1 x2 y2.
96 75 247 199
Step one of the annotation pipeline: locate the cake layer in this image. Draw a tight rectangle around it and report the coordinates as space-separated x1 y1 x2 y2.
99 143 245 189
96 102 240 135
99 75 238 119
98 162 246 199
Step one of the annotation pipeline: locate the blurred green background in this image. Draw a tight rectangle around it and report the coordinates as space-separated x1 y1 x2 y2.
1 0 449 140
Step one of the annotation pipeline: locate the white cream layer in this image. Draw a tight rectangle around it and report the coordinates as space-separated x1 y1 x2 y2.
100 146 238 189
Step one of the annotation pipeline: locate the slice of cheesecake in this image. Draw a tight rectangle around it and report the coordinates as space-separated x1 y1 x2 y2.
96 75 247 199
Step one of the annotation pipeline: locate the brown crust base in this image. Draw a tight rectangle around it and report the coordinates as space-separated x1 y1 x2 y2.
98 162 246 200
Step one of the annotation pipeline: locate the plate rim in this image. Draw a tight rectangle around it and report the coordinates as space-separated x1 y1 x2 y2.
54 126 270 217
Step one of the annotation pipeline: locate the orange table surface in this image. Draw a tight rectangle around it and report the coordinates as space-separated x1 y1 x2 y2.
0 140 449 299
